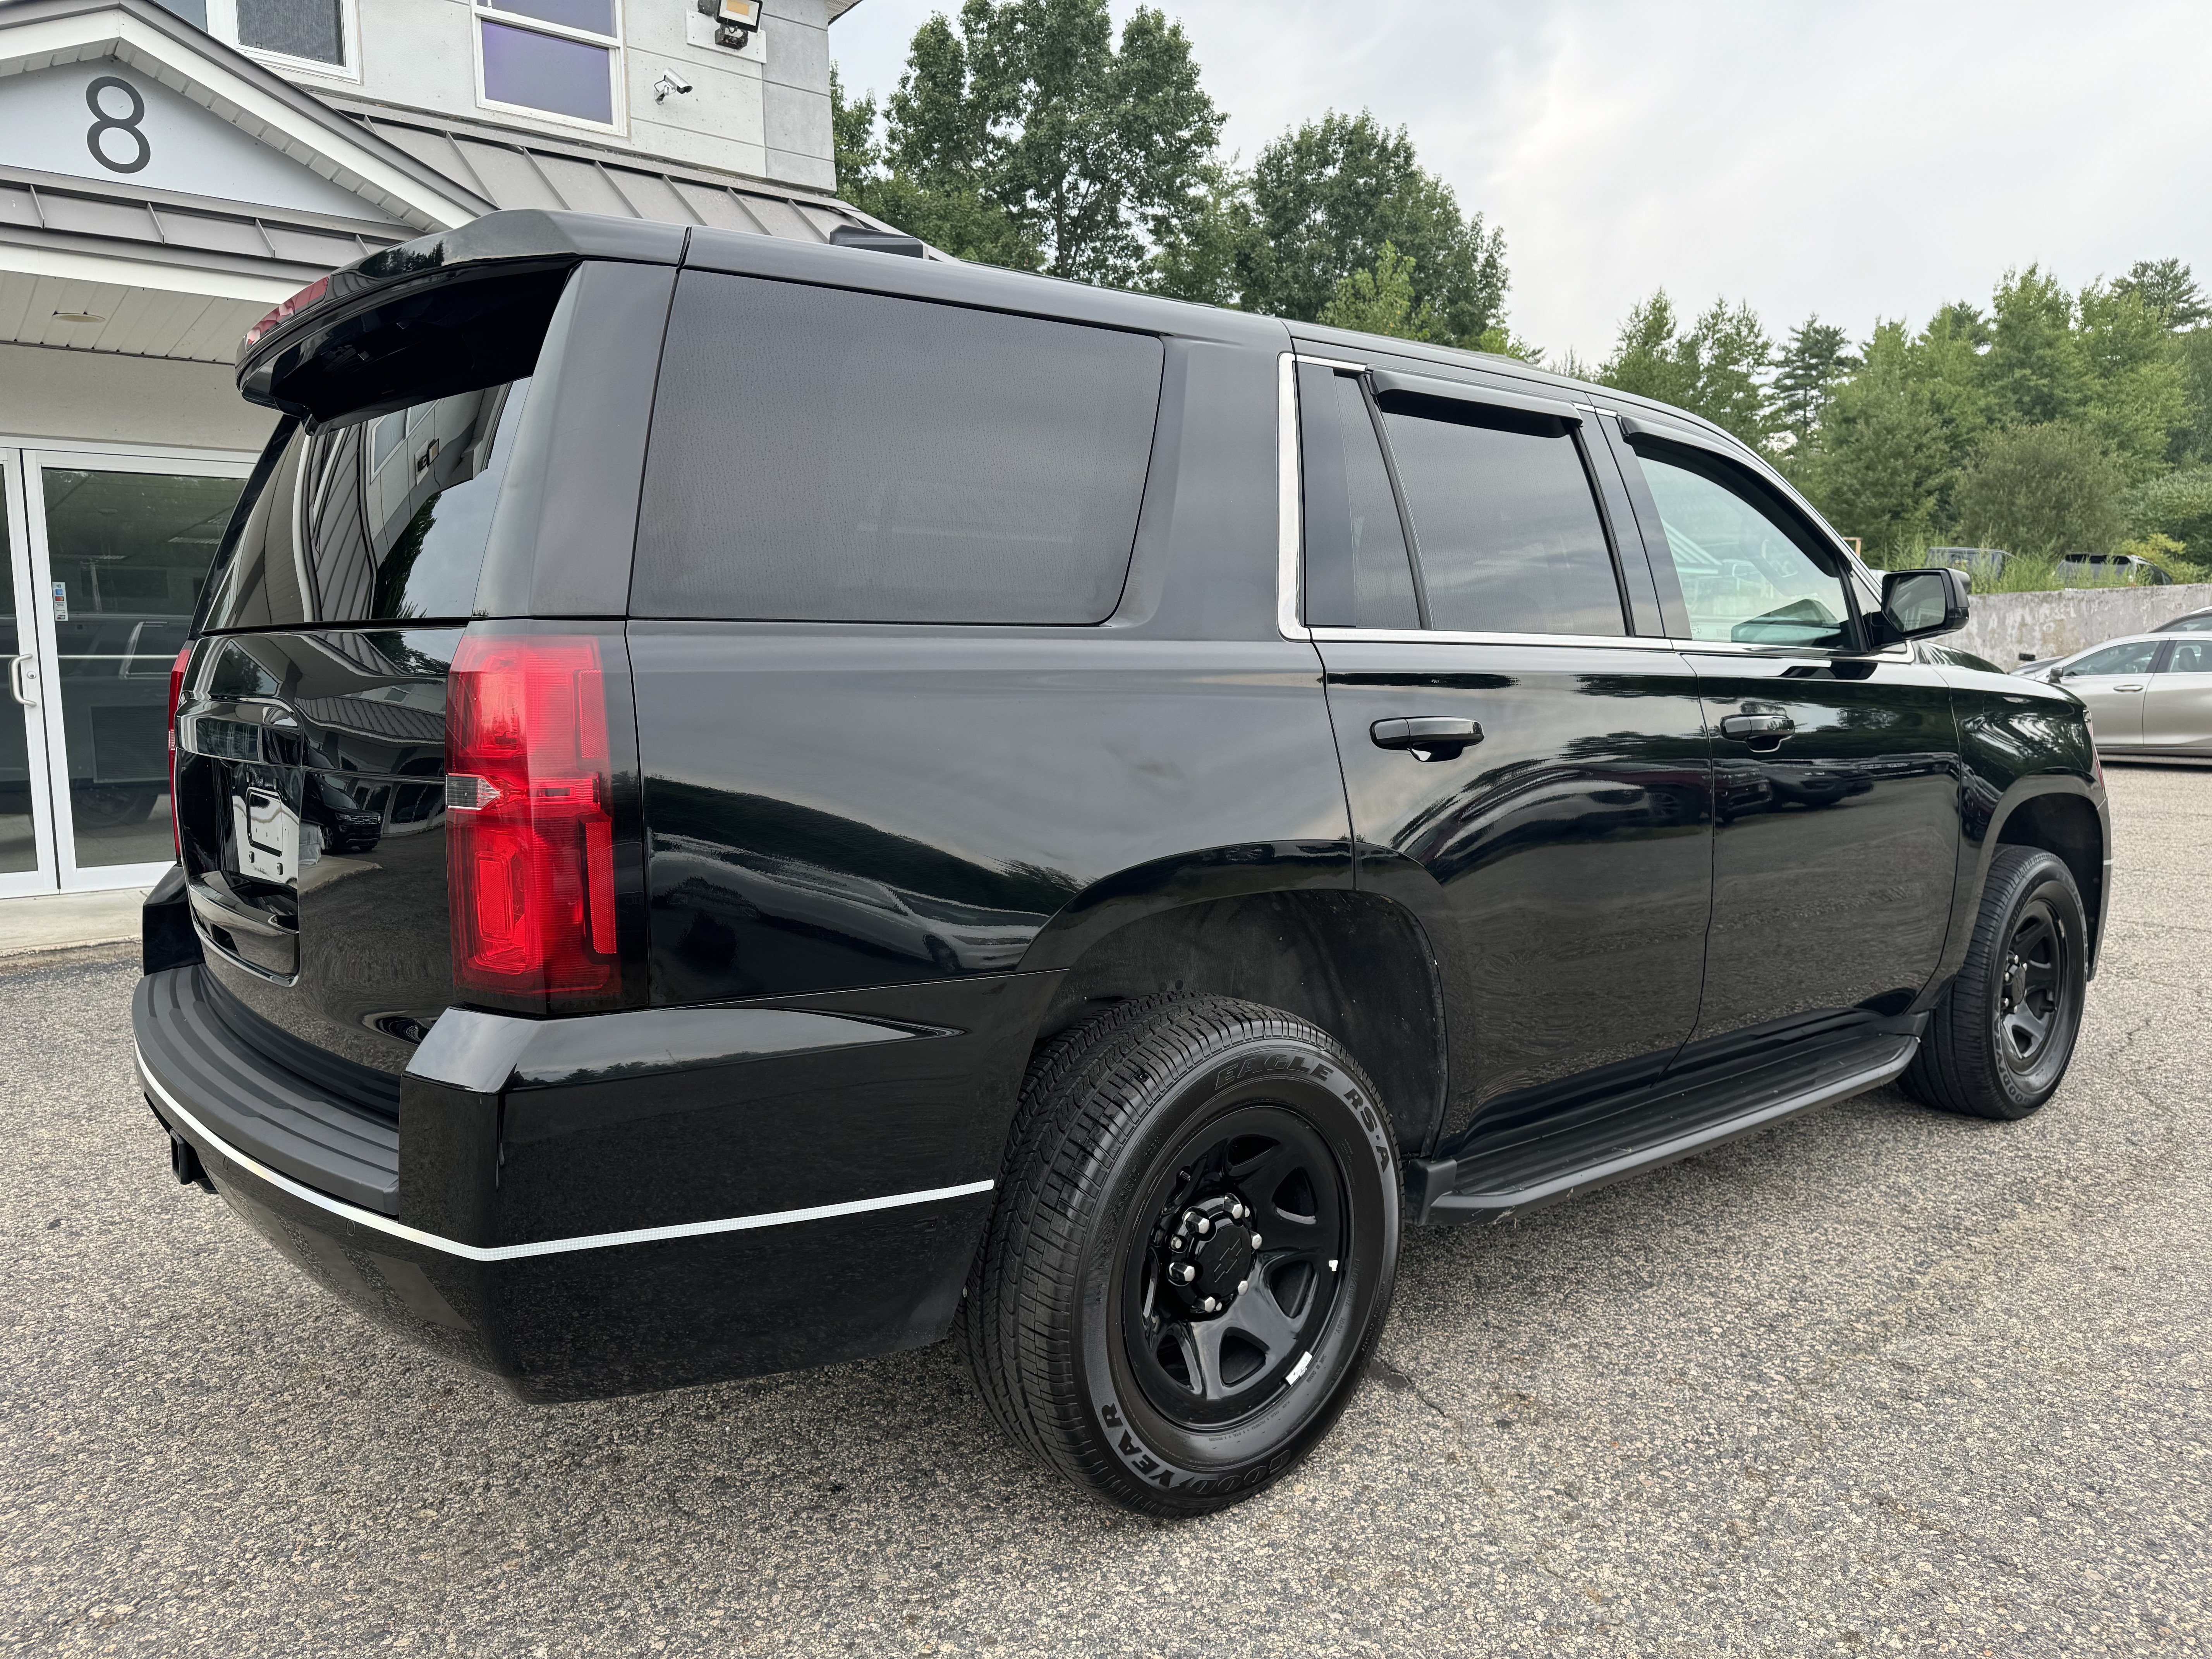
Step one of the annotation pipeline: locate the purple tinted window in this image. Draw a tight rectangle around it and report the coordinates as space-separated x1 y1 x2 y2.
480 20 613 123
481 0 615 35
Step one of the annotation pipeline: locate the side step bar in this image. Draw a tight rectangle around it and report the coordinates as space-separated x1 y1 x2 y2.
1409 1031 1918 1226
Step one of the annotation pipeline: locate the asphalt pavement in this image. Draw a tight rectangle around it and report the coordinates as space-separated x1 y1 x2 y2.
3 762 2207 1657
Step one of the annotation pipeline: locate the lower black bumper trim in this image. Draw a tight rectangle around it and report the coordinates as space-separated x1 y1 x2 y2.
138 1043 993 1262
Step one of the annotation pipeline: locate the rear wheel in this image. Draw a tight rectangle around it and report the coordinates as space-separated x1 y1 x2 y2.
962 994 1399 1515
1903 847 2087 1120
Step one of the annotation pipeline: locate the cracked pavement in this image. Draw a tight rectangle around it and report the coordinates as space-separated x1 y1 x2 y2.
4 762 2207 1656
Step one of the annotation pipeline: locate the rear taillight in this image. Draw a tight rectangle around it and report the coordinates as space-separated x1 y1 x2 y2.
243 275 330 352
445 634 622 1010
168 644 191 867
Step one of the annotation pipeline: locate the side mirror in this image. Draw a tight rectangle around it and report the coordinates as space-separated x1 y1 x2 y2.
1878 567 1970 642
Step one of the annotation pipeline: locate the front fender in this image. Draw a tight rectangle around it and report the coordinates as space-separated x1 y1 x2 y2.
1924 677 2107 999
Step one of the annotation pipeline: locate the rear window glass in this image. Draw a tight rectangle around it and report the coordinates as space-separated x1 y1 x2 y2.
199 380 531 630
1381 410 1625 637
632 273 1164 624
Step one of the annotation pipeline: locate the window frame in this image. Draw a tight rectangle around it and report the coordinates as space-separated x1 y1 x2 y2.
471 0 628 136
1617 426 1875 658
203 0 362 82
1285 351 1656 651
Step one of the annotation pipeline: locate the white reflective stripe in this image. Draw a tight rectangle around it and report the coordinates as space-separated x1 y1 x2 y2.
136 1043 993 1263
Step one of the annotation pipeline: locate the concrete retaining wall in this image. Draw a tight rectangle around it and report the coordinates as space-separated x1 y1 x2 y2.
1947 583 2212 666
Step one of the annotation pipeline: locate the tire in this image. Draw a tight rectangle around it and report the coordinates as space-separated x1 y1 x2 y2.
1902 846 2088 1120
962 993 1400 1515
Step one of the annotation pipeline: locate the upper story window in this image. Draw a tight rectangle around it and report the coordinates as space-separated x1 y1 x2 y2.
159 0 359 77
474 0 624 131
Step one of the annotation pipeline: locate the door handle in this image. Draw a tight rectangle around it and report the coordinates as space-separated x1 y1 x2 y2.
2109 684 2145 693
1370 716 1483 759
1719 712 1795 746
6 654 36 708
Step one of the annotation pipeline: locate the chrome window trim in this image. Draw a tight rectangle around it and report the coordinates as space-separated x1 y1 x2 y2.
1311 626 1917 661
1292 352 1369 373
1310 626 1680 652
1277 351 1309 639
139 1046 994 1262
1671 638 1915 661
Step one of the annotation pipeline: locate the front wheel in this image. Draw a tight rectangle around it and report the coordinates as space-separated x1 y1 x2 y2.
963 994 1400 1515
1903 846 2088 1120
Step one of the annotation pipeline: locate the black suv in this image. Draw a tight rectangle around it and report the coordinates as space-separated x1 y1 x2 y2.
134 211 2107 1515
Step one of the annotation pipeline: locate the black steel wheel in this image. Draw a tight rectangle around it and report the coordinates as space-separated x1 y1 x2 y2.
962 994 1398 1515
1903 846 2087 1120
1123 1106 1346 1431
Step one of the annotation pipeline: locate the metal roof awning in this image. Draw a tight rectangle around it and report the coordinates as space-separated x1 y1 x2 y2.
327 100 887 247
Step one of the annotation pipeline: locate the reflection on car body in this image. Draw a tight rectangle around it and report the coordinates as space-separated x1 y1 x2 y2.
656 834 1046 975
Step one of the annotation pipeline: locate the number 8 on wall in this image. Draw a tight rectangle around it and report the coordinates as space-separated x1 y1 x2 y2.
86 76 150 174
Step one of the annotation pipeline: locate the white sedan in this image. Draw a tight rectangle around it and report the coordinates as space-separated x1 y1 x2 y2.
2016 632 2212 755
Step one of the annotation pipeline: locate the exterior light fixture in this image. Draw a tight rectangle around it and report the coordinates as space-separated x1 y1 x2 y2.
695 0 760 48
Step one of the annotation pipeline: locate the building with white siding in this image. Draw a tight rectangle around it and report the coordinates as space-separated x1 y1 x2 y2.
0 0 874 905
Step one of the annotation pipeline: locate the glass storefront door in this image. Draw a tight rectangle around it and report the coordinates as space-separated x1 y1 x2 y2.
0 457 60 897
10 447 251 893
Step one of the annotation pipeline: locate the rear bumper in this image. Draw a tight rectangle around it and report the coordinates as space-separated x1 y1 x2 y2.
135 965 1052 1401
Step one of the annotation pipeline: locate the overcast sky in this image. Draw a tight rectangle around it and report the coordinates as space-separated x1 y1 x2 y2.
828 1 2212 364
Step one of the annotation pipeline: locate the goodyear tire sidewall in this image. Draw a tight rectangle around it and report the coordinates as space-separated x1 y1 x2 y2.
1068 1031 1398 1506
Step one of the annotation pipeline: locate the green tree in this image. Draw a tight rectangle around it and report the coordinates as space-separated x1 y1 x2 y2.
1798 322 1948 559
2124 466 2212 560
2076 280 2188 480
1952 423 2127 558
1982 266 2091 429
1770 316 1858 449
884 0 1223 287
2174 328 2212 465
1235 110 1508 347
1598 290 1775 448
1316 240 1442 342
2113 257 2209 330
832 59 1037 266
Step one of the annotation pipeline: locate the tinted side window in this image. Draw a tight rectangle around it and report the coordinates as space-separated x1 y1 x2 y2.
200 379 531 629
1635 449 1853 650
633 274 1164 624
1300 368 1419 629
1380 410 1624 636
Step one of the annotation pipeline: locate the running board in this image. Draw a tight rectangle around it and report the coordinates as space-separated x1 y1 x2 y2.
1410 1030 1918 1226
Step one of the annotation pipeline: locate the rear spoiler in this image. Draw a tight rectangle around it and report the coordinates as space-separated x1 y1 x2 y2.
236 209 685 423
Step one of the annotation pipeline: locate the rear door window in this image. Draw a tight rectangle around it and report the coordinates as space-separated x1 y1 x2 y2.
1378 407 1626 637
632 274 1164 624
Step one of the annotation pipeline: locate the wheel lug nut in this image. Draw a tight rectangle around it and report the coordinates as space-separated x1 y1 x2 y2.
1235 1279 1248 1294
1201 1297 1218 1313
1195 1218 1211 1236
1251 1233 1262 1247
1228 1200 1244 1220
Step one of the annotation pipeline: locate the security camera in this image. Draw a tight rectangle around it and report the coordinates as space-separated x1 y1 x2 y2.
653 71 694 103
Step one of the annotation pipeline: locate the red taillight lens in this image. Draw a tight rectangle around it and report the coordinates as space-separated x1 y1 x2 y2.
168 644 191 867
243 275 330 351
445 635 621 1008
